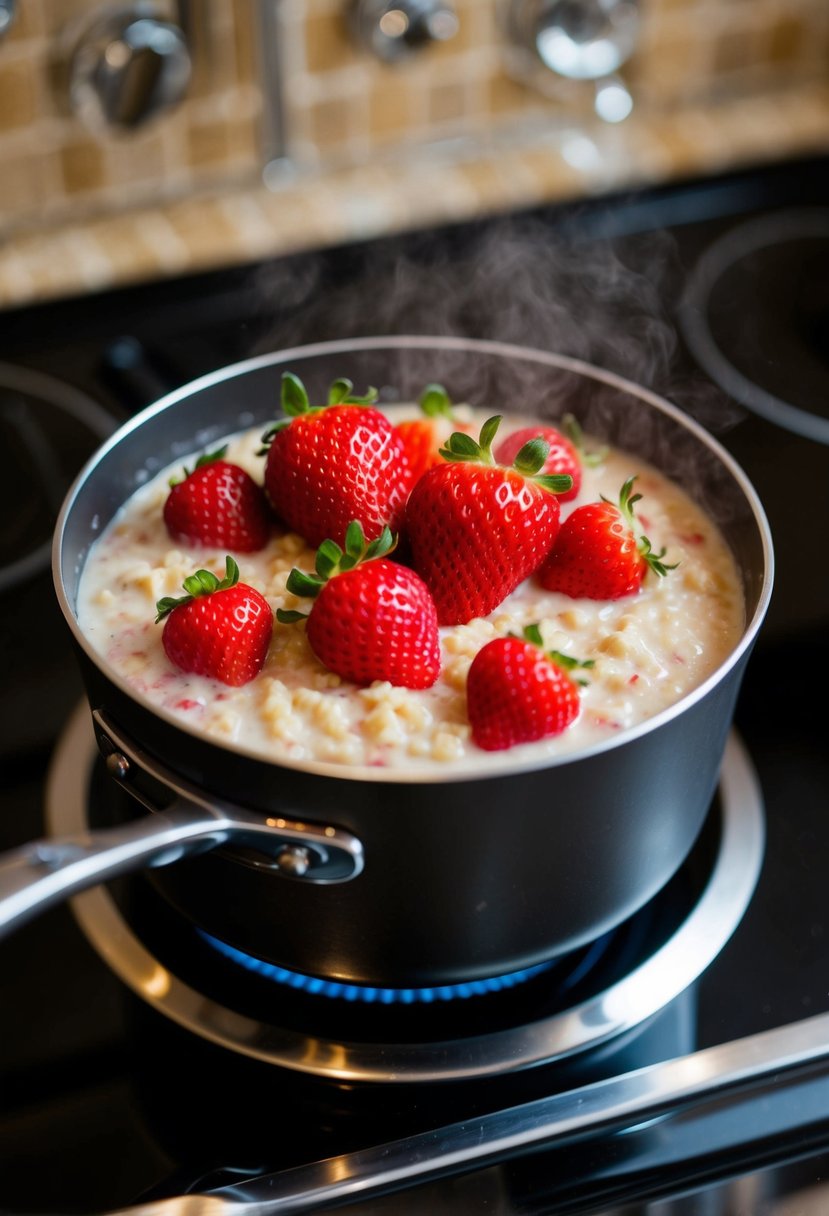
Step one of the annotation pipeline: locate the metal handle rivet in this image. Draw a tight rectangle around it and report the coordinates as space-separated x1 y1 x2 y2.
106 752 131 781
275 846 312 878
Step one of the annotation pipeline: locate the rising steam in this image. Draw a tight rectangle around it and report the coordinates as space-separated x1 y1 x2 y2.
250 212 745 436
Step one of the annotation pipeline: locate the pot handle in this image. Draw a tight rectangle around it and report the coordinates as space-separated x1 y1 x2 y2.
0 803 233 940
0 709 364 941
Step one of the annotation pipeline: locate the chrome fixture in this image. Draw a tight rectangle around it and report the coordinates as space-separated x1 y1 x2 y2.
350 0 459 62
0 0 16 42
67 2 192 133
506 0 640 121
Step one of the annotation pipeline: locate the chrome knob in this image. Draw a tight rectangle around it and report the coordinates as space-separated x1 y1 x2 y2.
509 0 639 78
0 1 16 43
68 5 192 132
507 0 639 120
351 0 459 62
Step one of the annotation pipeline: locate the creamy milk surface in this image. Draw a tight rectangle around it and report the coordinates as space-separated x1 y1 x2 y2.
76 406 745 774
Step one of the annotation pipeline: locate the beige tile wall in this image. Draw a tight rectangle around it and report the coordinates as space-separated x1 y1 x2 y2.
1 0 827 237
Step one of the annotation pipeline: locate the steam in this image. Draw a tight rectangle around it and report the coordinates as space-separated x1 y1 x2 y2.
249 212 745 436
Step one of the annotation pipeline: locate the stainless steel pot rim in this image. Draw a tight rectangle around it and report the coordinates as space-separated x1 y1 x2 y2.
52 334 775 786
49 703 765 1083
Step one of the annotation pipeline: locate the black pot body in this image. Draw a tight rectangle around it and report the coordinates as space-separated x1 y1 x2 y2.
55 338 772 986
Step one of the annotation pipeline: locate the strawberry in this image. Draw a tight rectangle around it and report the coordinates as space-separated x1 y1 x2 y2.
261 372 413 550
466 625 588 751
537 476 677 600
396 383 472 485
163 447 270 552
155 556 273 686
494 414 602 504
277 523 440 689
404 416 572 626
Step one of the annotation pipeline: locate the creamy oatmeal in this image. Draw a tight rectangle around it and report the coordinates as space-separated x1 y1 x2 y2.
76 407 745 773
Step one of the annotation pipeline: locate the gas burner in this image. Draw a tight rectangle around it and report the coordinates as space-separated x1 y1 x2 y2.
679 208 829 444
47 704 765 1084
197 928 570 1002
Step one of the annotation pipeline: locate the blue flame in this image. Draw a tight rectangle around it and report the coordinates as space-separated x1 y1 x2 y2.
197 929 560 1003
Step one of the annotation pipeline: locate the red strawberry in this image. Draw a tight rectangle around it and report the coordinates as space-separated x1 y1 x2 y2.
404 416 572 626
277 523 440 689
261 372 413 549
494 414 597 503
466 626 587 751
396 383 473 485
155 556 273 686
537 476 677 600
163 447 270 552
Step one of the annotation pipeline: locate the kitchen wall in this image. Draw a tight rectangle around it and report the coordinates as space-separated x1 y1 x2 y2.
1 0 828 305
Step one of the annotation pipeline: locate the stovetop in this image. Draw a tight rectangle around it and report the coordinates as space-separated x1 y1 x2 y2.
2 151 829 1215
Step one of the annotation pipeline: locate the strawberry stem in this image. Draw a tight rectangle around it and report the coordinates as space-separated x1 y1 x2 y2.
511 434 573 494
562 413 607 468
168 444 228 487
419 383 454 419
155 555 240 622
276 523 396 625
439 415 501 464
602 477 679 579
440 417 572 493
516 623 595 685
259 372 379 451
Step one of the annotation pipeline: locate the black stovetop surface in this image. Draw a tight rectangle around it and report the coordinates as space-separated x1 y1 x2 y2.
2 150 829 1215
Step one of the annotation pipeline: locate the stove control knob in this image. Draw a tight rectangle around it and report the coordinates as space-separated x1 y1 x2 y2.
506 0 639 121
350 0 459 62
68 6 192 132
0 1 17 43
507 0 640 78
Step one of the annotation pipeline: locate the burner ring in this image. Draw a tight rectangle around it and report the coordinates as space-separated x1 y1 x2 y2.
679 207 829 445
0 361 115 594
46 704 765 1083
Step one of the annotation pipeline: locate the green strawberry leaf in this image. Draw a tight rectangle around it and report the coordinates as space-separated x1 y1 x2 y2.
639 535 679 578
365 526 394 561
439 417 502 465
602 477 679 579
286 569 325 598
516 623 594 680
562 413 607 467
183 569 220 597
278 523 398 627
327 377 378 405
281 371 311 416
419 383 454 419
513 437 550 476
523 623 544 648
261 372 379 452
328 377 354 405
441 431 481 460
548 649 595 672
345 520 366 559
168 444 228 486
155 555 240 622
315 539 344 580
535 472 575 494
510 436 573 494
478 415 502 457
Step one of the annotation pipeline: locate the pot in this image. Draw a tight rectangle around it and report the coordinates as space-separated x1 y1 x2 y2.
0 337 773 986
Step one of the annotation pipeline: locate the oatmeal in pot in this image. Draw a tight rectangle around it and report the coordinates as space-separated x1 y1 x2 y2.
76 390 745 773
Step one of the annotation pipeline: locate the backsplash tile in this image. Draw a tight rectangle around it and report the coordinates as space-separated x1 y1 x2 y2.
0 0 827 253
